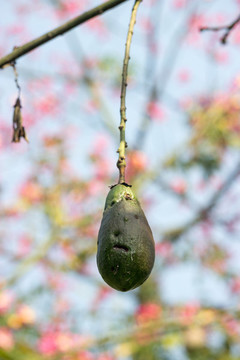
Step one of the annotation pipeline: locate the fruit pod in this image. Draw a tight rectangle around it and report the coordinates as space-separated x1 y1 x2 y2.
97 184 155 292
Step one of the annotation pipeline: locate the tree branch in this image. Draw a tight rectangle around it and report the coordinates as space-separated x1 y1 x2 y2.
0 0 129 69
200 14 240 44
163 159 240 242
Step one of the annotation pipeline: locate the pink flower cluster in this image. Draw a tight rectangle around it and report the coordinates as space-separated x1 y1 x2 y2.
0 328 14 350
38 330 114 359
135 303 161 324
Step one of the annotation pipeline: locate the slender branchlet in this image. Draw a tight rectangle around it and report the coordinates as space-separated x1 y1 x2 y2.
12 60 21 97
200 14 240 44
117 0 142 184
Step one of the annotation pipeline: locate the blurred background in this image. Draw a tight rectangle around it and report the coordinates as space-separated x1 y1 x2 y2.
1 0 240 359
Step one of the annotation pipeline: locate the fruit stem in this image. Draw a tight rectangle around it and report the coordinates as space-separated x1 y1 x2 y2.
117 0 142 184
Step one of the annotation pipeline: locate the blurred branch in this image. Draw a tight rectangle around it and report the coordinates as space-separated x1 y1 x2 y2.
163 159 240 242
144 0 164 84
3 235 58 288
0 0 129 69
134 0 198 149
200 14 240 44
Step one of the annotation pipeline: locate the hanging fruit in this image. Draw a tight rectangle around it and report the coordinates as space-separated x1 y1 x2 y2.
97 184 155 292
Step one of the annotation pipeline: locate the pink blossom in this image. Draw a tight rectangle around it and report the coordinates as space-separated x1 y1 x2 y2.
0 328 14 350
223 316 240 336
170 178 187 194
46 273 67 291
17 236 32 257
140 18 153 32
147 101 165 121
38 331 91 355
78 351 94 360
214 49 229 64
155 241 172 258
128 151 147 172
87 180 105 196
61 1 81 14
95 159 111 180
21 112 36 127
172 0 187 9
4 207 21 218
6 25 25 35
189 14 207 31
91 134 110 156
0 291 14 314
84 99 99 114
56 0 88 18
19 180 42 203
38 332 58 356
179 302 200 324
86 18 108 38
187 14 208 44
233 27 240 44
231 277 240 294
55 332 75 352
135 303 161 324
64 82 78 96
35 95 60 115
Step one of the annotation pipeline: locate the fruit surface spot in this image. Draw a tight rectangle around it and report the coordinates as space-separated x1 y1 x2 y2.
113 244 129 252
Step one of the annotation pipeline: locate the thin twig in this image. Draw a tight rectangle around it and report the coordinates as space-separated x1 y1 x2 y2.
200 14 240 44
12 60 21 97
117 0 142 184
0 0 129 69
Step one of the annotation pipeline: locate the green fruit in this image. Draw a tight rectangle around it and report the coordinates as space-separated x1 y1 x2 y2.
97 184 155 292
